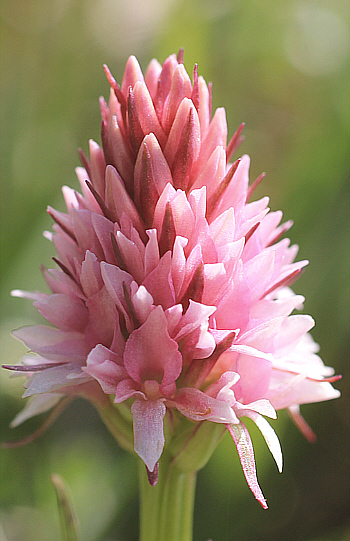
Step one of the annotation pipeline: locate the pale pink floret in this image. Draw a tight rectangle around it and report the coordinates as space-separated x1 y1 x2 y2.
7 51 340 507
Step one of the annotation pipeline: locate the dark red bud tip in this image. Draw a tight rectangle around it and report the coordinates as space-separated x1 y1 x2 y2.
177 47 184 64
146 462 159 486
103 64 117 91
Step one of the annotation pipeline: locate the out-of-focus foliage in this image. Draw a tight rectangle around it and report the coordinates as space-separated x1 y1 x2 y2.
0 0 349 540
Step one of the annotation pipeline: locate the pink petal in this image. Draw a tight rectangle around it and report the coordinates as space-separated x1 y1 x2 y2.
34 294 88 333
10 393 63 428
161 64 192 134
133 83 166 147
114 379 141 403
85 287 117 348
190 146 226 194
47 268 85 300
116 231 144 284
13 326 89 362
123 306 182 386
237 410 283 472
100 261 134 326
104 165 145 238
144 229 160 276
83 359 124 394
154 54 178 118
131 398 166 472
174 300 216 342
23 362 91 397
266 372 340 410
170 387 238 424
209 207 236 247
91 213 116 264
171 236 188 298
130 283 154 324
195 108 227 175
142 251 175 310
144 58 162 101
134 135 172 225
121 55 144 97
288 405 317 443
164 98 197 167
88 139 106 197
106 116 134 189
80 250 103 298
236 353 272 404
273 315 315 356
211 154 250 220
197 75 210 137
227 422 268 509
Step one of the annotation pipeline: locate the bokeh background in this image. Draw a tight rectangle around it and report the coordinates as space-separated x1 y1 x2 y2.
0 0 349 540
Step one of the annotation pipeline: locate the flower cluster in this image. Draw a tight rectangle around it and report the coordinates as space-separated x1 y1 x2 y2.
6 50 340 507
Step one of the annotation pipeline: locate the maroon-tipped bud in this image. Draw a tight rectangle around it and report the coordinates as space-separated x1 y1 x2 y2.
127 86 145 154
47 207 77 242
180 263 204 311
134 139 162 227
246 172 266 203
158 202 176 257
171 107 201 191
146 462 159 486
260 268 305 299
206 158 241 219
226 122 245 163
191 63 200 111
177 47 184 64
78 148 91 179
101 120 114 167
85 179 114 222
161 64 193 134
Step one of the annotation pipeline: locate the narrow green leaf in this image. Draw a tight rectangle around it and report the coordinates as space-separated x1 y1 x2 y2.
51 474 80 541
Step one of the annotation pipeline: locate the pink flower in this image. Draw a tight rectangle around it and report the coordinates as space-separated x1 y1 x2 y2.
6 50 340 507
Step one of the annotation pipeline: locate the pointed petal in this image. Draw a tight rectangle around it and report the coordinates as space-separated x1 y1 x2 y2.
239 410 283 472
33 294 88 333
23 362 91 397
121 55 144 96
133 82 166 147
227 422 268 509
142 251 175 310
144 58 162 101
161 64 192 134
13 326 89 362
288 405 317 443
105 165 145 239
10 393 63 428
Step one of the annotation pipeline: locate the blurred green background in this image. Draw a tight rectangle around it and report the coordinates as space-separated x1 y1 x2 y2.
0 0 349 539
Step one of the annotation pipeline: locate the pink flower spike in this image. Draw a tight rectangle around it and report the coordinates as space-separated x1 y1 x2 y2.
7 51 340 510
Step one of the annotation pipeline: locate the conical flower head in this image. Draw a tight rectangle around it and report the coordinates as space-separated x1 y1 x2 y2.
6 50 340 507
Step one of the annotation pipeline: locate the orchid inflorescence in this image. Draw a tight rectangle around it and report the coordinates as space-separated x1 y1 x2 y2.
5 49 340 509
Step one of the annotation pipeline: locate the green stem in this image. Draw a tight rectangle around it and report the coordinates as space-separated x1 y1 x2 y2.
139 452 196 541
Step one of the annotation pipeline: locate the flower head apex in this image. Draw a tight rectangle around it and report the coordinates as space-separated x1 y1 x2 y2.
6 50 340 507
